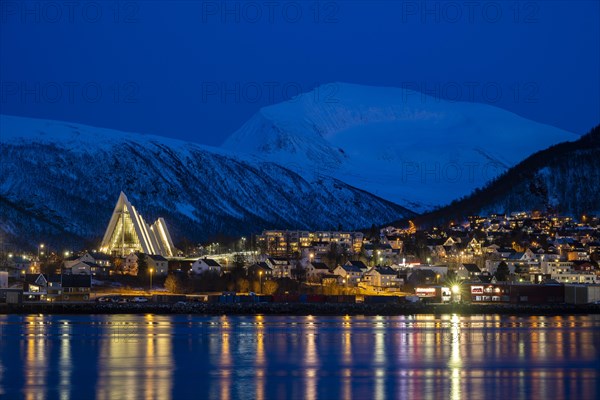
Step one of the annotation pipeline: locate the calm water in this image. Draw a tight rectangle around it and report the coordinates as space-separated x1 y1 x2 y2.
0 314 598 399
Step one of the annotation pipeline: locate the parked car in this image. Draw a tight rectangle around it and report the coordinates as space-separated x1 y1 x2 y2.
131 297 149 303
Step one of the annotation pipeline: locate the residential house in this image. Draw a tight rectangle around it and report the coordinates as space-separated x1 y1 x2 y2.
1 255 32 278
407 269 438 286
466 238 483 256
91 253 113 267
266 257 292 279
332 264 362 285
23 274 62 301
63 252 97 270
147 255 169 276
572 261 598 272
306 262 330 282
169 258 196 274
192 258 222 275
344 261 369 274
427 238 447 258
65 261 110 277
23 273 90 301
541 261 573 275
382 235 403 251
248 262 273 279
362 266 402 290
457 264 482 280
61 274 92 301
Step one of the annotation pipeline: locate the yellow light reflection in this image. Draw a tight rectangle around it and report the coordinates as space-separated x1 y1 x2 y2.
449 314 462 400
304 316 319 400
59 321 71 400
254 312 266 400
24 315 47 400
96 315 172 400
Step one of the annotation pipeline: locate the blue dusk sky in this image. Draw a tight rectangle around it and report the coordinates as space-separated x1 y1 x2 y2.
1 0 599 146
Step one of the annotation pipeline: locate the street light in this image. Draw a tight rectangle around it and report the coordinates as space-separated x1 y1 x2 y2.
38 244 44 260
259 271 263 294
149 268 154 292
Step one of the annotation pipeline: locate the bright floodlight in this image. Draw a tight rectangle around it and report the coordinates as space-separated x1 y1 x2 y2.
452 285 460 294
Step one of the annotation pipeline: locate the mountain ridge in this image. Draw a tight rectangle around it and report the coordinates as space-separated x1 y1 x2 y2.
0 114 415 250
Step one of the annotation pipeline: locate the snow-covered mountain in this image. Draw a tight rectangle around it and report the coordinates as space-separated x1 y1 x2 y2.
0 115 415 249
223 83 577 212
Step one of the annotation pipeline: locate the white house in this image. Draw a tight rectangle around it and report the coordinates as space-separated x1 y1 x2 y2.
63 252 96 270
192 258 222 275
65 261 111 277
332 264 362 285
265 258 292 279
68 261 92 275
362 266 402 290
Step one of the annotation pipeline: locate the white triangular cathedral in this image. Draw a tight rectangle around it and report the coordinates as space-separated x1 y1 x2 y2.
100 192 176 257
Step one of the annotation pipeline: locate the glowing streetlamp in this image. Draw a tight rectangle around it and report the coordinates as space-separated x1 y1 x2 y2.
38 244 44 260
259 271 263 294
149 268 154 292
452 284 461 303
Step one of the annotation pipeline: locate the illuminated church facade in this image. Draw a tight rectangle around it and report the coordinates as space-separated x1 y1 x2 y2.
99 192 176 257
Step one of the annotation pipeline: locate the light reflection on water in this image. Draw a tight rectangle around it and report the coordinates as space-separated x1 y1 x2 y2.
0 314 598 399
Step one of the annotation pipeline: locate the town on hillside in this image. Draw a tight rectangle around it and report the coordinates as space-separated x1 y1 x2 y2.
1 196 599 306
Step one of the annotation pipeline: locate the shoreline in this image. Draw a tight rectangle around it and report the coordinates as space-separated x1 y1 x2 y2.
2 302 600 316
